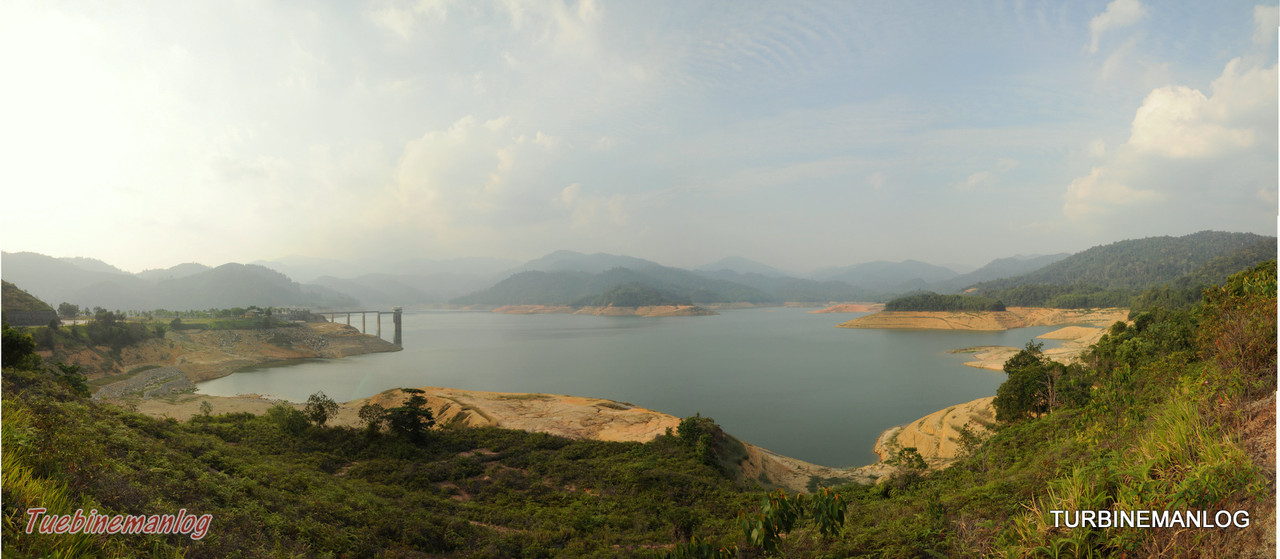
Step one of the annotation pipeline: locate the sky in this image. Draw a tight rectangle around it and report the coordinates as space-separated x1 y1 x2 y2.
1 0 1276 276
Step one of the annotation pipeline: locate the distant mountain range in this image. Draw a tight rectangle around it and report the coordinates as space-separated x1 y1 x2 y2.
3 231 1272 311
1 252 357 311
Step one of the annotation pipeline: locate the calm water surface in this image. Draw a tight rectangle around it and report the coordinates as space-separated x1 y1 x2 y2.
197 308 1065 468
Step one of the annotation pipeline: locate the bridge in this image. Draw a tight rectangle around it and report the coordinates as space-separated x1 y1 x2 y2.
316 307 402 345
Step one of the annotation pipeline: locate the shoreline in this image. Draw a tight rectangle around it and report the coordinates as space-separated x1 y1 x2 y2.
836 306 1128 331
120 385 874 492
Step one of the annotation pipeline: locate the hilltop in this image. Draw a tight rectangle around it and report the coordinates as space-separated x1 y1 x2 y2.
1 281 59 326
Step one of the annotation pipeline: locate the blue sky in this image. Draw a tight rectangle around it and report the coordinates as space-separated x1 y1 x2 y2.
1 0 1275 274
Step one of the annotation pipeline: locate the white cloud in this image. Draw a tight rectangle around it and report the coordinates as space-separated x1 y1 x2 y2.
1088 0 1147 54
1063 166 1161 219
1253 5 1278 45
1064 56 1277 221
956 158 1019 192
368 0 451 39
1128 58 1276 158
556 183 629 230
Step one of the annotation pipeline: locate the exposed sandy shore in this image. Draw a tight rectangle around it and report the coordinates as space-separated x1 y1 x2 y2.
810 303 885 313
836 307 1128 331
493 305 717 317
873 397 996 468
956 323 1117 371
123 385 869 492
867 320 1124 472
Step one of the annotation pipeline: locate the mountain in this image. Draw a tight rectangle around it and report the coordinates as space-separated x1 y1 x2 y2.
147 264 358 310
1 252 358 311
1 252 150 309
935 253 1071 293
811 260 960 294
694 257 790 278
2 280 59 326
454 264 777 306
136 263 213 282
973 231 1276 292
510 250 663 275
694 270 877 302
307 272 490 307
59 256 130 275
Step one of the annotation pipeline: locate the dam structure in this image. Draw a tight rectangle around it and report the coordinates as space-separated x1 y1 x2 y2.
316 307 403 346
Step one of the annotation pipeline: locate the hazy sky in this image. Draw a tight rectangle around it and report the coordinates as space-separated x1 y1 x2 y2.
2 1 1276 275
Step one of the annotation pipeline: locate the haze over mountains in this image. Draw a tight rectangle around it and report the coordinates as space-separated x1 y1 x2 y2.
1 231 1273 312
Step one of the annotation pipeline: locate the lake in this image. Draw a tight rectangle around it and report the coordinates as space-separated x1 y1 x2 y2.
196 308 1066 468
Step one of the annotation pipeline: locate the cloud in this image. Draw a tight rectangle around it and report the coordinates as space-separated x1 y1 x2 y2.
556 183 629 230
1063 166 1161 219
956 158 1019 192
1063 56 1277 221
1088 0 1147 54
1128 58 1276 158
368 0 451 39
1254 5 1279 45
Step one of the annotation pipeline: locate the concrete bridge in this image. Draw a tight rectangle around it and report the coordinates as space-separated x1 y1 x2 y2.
317 307 402 345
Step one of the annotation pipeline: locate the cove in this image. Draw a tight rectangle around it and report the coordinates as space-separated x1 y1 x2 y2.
197 308 1066 468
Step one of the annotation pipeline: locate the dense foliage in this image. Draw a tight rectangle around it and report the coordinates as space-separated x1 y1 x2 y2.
884 292 1006 312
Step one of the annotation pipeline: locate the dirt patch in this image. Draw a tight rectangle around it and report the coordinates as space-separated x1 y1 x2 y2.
837 307 1128 331
873 396 995 468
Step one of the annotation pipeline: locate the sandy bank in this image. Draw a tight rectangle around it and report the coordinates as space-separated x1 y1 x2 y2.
873 397 995 468
957 323 1117 371
493 305 717 317
836 307 1128 331
810 303 885 314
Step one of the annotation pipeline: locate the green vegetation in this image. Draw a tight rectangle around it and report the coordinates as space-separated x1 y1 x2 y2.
972 231 1275 309
884 292 1006 312
3 261 1273 557
2 280 56 314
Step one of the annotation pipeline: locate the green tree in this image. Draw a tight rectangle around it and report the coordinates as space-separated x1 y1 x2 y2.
994 341 1050 422
358 403 387 433
303 391 340 427
2 323 41 370
385 388 434 442
57 302 79 320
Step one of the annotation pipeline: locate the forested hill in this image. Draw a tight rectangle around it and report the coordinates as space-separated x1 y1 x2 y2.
452 265 777 306
971 231 1274 292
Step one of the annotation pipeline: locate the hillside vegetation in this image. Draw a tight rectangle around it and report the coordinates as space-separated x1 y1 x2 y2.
884 292 1006 312
3 261 1273 557
972 231 1275 308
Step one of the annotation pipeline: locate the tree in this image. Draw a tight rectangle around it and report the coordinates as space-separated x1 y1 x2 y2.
303 391 340 427
385 388 435 442
994 341 1050 422
358 403 386 433
2 324 42 370
58 302 79 320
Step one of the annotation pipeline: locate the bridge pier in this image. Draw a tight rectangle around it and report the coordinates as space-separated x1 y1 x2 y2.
393 307 402 346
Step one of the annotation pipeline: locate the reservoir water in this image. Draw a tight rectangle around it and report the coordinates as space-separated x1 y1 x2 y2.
197 308 1065 468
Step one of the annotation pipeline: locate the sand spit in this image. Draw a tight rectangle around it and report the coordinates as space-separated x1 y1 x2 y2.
958 323 1117 371
873 397 996 468
837 307 1128 331
810 303 885 314
493 305 717 317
